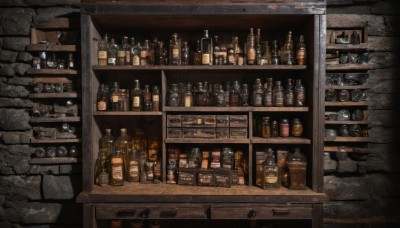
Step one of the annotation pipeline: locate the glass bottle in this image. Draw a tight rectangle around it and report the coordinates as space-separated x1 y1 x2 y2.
131 79 142 111
263 78 273 107
284 78 294 106
95 148 109 186
224 82 230 107
131 40 141 66
181 41 190 65
273 80 284 107
214 84 225 107
152 85 160 111
291 118 303 137
156 41 166 65
126 149 140 182
98 33 109 66
179 83 186 107
193 40 202 65
241 84 250 106
184 83 193 107
234 36 244 65
263 148 280 189
229 80 241 106
125 37 133 65
206 82 214 106
279 118 290 137
201 30 213 65
286 147 307 190
143 85 152 111
262 116 272 138
148 38 157 65
259 41 272 65
100 128 115 158
97 84 108 111
110 82 119 111
168 84 180 107
148 137 159 163
195 82 207 106
213 36 223 65
280 31 295 65
46 53 56 69
256 151 265 187
296 35 307 65
271 120 279 137
107 38 119 66
116 128 132 176
294 79 306 107
246 28 256 65
271 40 280 65
169 33 181 65
252 78 263 107
67 53 74 69
110 148 124 186
117 37 127 65
255 28 262 65
118 89 128 111
140 40 149 66
227 37 236 65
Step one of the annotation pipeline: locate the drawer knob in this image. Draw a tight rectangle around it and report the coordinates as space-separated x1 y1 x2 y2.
248 209 257 218
272 208 290 215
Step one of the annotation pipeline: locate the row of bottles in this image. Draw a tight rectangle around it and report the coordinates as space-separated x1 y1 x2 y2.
167 78 305 107
258 117 304 138
97 29 307 66
33 51 75 70
95 128 161 187
97 80 160 111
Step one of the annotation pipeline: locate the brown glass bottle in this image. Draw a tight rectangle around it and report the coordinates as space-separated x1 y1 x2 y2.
169 33 181 65
252 78 263 107
246 28 256 65
143 85 152 111
263 78 273 107
296 35 307 65
285 78 294 106
262 148 280 189
98 34 108 66
109 82 119 111
152 85 160 111
294 79 306 107
117 36 127 65
110 148 124 186
131 79 142 111
273 80 284 107
229 80 241 106
97 84 108 111
201 30 213 65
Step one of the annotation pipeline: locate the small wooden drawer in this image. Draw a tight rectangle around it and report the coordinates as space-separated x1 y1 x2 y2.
216 128 229 139
216 115 229 127
229 115 248 128
182 115 216 128
167 115 182 127
211 204 312 220
182 128 215 138
230 128 248 139
167 128 182 138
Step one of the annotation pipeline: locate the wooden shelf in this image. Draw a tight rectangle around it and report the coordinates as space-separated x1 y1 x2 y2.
27 44 78 52
252 107 309 112
29 157 81 164
93 65 307 71
30 138 81 143
164 106 309 112
325 101 368 106
30 116 81 123
323 146 369 153
325 85 369 90
324 137 371 142
33 17 79 29
252 137 311 144
326 64 373 71
326 43 368 51
77 183 328 204
165 138 250 144
27 68 79 75
325 120 368 125
29 92 81 98
94 111 163 116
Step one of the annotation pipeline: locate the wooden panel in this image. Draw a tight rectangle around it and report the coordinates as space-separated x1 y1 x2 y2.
27 69 79 75
324 137 371 142
30 117 81 123
323 146 369 153
325 85 369 90
84 0 326 4
30 138 82 143
29 157 81 164
29 93 81 99
27 44 77 52
326 43 368 51
34 17 80 29
252 137 311 144
252 107 309 112
326 64 373 71
324 120 368 125
93 111 163 116
165 138 250 144
325 101 368 106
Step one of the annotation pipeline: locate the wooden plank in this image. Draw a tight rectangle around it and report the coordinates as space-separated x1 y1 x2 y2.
165 138 250 144
252 137 311 144
29 157 81 164
84 0 326 4
30 117 81 123
34 17 80 29
327 14 367 28
27 44 78 52
323 146 369 153
27 69 79 75
325 101 368 106
93 111 163 116
163 107 253 112
252 107 309 112
33 77 72 84
93 65 307 71
326 64 373 71
325 85 369 90
326 43 368 51
29 93 81 99
324 120 368 125
30 138 82 143
324 137 371 142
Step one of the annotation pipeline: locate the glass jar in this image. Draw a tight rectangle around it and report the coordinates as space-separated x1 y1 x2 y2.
291 118 303 137
279 118 290 137
213 84 225 107
349 124 362 137
338 89 350 102
262 148 280 189
195 82 207 106
263 78 273 107
252 78 263 107
338 124 350 137
183 83 193 107
284 78 294 106
168 84 180 107
261 116 271 138
273 80 284 107
271 120 279 137
241 84 250 106
294 79 305 106
287 147 307 190
229 80 241 106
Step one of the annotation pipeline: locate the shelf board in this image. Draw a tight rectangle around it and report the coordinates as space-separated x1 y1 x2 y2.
252 107 309 112
29 92 81 98
324 137 371 142
30 116 81 123
325 85 369 90
325 101 368 106
252 137 311 144
165 138 250 144
323 146 369 153
93 65 307 71
93 111 163 116
30 138 81 143
27 44 78 52
325 120 368 125
326 64 373 71
29 157 81 165
77 183 328 203
27 68 79 75
164 106 309 112
326 43 368 51
33 17 79 29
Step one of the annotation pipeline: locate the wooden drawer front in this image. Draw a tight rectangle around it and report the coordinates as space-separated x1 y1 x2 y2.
211 205 312 220
96 204 209 219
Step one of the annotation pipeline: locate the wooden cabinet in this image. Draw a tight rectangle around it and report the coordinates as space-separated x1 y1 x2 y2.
78 1 328 227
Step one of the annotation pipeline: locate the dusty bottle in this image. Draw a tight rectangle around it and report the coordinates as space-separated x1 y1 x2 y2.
118 89 128 111
126 149 140 182
273 80 284 107
169 33 181 65
116 128 132 173
143 85 152 111
246 28 256 65
131 79 142 111
213 36 224 65
157 41 168 65
195 82 207 106
296 35 307 65
140 40 150 66
224 82 230 106
110 148 124 186
291 118 303 137
181 41 190 65
100 128 115 158
229 80 241 106
184 83 193 107
109 82 119 111
284 78 294 106
107 38 118 66
271 40 280 65
201 30 213 65
98 33 109 66
294 79 306 106
252 78 263 107
263 148 280 189
241 84 250 106
117 36 127 65
262 116 272 138
95 148 109 186
280 31 295 65
259 41 272 65
234 36 244 65
193 40 202 65
131 39 141 66
214 84 225 106
97 84 108 111
148 38 157 65
227 37 236 65
255 28 262 65
263 78 273 107
152 85 160 111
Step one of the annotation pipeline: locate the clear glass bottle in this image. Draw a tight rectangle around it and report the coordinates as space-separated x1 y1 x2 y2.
156 41 167 65
263 78 273 107
229 80 241 107
213 36 223 65
116 128 132 177
280 31 295 65
234 36 244 65
110 82 119 111
271 40 280 65
168 84 180 107
259 41 272 65
97 84 108 111
195 82 207 106
100 128 115 158
67 53 74 69
107 38 119 66
181 41 190 65
241 84 250 106
131 39 141 66
140 40 149 66
110 148 124 186
149 38 157 65
227 37 236 65
246 28 256 65
184 83 193 107
126 149 140 182
224 82 231 107
98 33 109 66
131 79 142 111
152 85 160 111
117 37 127 65
201 30 213 65
118 89 128 111
271 120 279 137
255 28 262 65
143 85 152 111
284 78 294 106
295 79 306 107
214 84 225 107
273 80 284 107
148 137 159 163
296 35 307 65
95 148 109 186
262 148 280 189
252 78 263 107
193 40 202 65
46 53 56 69
169 33 181 65
206 82 214 106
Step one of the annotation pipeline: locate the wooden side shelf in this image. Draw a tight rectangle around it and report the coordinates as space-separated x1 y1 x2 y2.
29 92 81 98
326 43 368 51
93 65 307 71
27 44 78 52
165 138 250 144
27 68 79 75
252 107 309 112
164 107 309 112
325 101 368 106
31 138 82 143
325 85 369 90
29 157 81 164
30 116 81 123
325 120 368 125
93 111 163 116
324 137 371 142
326 64 373 71
252 137 311 144
324 146 369 153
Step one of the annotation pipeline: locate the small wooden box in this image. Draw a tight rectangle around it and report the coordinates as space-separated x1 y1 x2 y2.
229 115 248 128
167 115 182 127
182 128 215 139
214 168 232 188
197 169 215 187
178 168 197 186
216 115 229 127
230 128 248 139
216 128 229 139
182 115 216 128
167 128 182 138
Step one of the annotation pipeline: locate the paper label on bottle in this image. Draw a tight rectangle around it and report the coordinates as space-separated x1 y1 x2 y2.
238 57 244 65
107 57 116 65
140 50 148 58
247 48 256 61
97 101 107 111
99 172 109 185
117 50 126 57
154 163 161 177
265 175 278 184
125 51 131 63
112 95 119 103
152 95 159 102
228 55 235 64
129 161 139 177
133 97 140 107
148 149 157 161
184 96 192 107
297 48 306 59
111 165 123 181
202 53 210 65
132 56 140 65
98 51 107 59
172 48 180 59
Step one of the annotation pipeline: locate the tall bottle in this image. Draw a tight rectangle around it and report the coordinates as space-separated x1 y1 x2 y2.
107 38 119 66
181 41 190 65
149 38 157 65
193 40 202 65
285 78 294 106
280 31 295 65
152 85 160 111
169 33 181 65
184 83 193 107
263 78 273 107
100 128 115 158
126 149 140 182
273 80 284 107
157 41 167 65
143 85 152 111
229 80 241 107
255 28 262 65
296 35 307 65
294 79 306 107
97 84 108 111
110 82 119 111
262 148 280 189
95 148 109 186
131 40 141 66
116 128 132 177
110 148 124 186
131 79 142 111
148 137 161 181
201 30 213 65
213 36 224 65
117 36 127 65
241 84 250 106
140 40 150 66
259 41 272 65
246 28 256 65
271 40 280 65
234 36 244 65
252 78 263 107
98 34 109 66
227 37 236 65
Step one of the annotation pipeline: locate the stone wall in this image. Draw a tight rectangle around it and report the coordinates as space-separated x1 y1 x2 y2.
324 0 400 227
0 1 82 227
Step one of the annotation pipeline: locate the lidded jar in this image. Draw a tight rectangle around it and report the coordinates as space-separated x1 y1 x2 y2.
286 147 307 190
